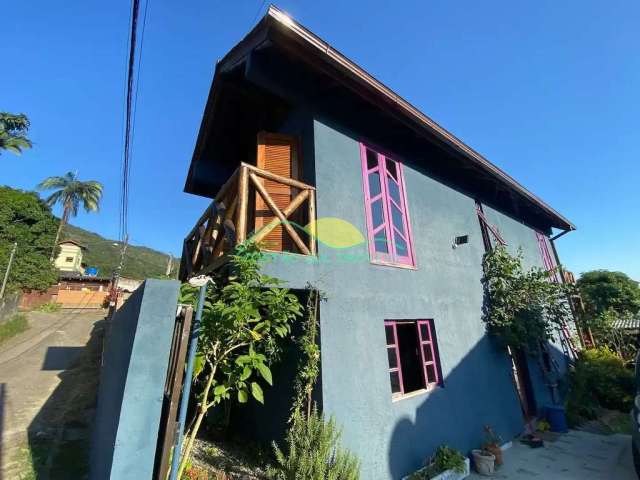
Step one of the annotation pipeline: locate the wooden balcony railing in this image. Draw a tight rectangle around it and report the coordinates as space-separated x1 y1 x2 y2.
180 162 316 280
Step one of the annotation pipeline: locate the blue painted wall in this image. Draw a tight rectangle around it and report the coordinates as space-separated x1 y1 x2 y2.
259 114 572 479
90 279 180 480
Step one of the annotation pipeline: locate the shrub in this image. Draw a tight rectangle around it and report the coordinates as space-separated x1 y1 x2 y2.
408 445 466 479
268 409 360 480
566 346 635 425
37 301 61 313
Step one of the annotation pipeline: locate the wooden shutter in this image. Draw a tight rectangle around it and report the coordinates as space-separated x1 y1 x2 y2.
254 132 301 252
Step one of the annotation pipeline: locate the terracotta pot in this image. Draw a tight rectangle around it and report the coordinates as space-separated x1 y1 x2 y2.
484 443 502 465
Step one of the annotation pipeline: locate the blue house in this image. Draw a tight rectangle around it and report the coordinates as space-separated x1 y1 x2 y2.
180 6 579 479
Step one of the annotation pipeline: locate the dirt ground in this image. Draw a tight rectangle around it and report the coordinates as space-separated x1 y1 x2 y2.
0 309 105 479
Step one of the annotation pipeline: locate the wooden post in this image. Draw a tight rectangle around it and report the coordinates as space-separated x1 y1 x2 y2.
307 189 316 255
236 165 249 244
249 173 310 255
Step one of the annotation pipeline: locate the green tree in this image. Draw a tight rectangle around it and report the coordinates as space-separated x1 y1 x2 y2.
0 112 32 156
577 270 640 318
0 187 57 291
177 242 303 478
37 172 103 257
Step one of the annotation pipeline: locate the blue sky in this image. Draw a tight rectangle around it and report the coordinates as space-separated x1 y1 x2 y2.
2 1 639 279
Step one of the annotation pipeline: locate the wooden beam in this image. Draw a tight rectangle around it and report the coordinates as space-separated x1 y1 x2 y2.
249 173 310 255
214 169 239 203
307 189 317 255
242 162 315 191
236 165 249 244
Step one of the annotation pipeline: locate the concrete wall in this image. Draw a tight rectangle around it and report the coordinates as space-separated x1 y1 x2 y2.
90 279 179 480
261 117 542 479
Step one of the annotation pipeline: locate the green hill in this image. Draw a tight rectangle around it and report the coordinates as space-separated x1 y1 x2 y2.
61 224 179 280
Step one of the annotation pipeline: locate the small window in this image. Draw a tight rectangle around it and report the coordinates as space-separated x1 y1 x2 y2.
384 320 441 398
65 257 74 263
536 231 560 283
360 145 415 267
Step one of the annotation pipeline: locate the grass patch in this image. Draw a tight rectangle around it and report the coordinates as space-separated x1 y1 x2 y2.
601 410 633 435
0 313 29 345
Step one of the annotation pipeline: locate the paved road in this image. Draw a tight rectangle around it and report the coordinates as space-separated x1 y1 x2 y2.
0 309 105 476
469 429 636 479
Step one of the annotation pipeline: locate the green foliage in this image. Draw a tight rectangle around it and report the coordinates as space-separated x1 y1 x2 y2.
193 242 303 407
268 408 360 480
482 245 573 351
62 224 177 279
408 445 466 479
37 301 61 313
0 186 58 291
290 285 323 421
577 270 640 318
565 347 635 425
0 112 32 156
177 242 303 477
37 172 103 222
0 313 29 345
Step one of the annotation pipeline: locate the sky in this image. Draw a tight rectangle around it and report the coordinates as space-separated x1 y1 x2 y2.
2 0 639 279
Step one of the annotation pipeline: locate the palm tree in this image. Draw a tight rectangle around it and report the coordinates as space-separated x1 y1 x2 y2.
0 112 32 155
37 172 103 258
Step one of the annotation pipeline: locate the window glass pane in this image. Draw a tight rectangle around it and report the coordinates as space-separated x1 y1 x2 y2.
419 323 429 340
426 364 437 384
394 232 408 257
386 158 398 180
371 199 385 229
391 204 405 234
422 344 433 362
387 347 398 369
368 171 381 197
390 371 401 393
366 149 378 170
374 230 389 253
388 178 401 205
385 325 395 345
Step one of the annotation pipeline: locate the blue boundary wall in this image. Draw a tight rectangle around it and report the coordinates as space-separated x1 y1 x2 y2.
90 279 180 480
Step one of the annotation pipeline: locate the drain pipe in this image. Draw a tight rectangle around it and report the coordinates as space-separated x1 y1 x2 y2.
168 275 210 480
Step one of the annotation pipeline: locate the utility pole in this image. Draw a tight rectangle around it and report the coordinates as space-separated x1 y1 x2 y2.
108 236 129 315
165 254 173 277
0 242 18 300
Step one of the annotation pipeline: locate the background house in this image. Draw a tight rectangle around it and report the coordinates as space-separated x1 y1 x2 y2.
54 239 86 273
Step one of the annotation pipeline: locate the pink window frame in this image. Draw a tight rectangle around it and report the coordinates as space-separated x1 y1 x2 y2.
360 144 416 268
384 319 440 397
475 202 507 247
535 231 560 283
384 321 404 395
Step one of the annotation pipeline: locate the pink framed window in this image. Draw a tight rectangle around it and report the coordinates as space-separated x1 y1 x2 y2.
384 319 441 397
475 201 506 251
535 231 560 283
360 144 415 267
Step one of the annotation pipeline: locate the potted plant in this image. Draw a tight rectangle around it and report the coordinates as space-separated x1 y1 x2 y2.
482 425 503 465
471 448 495 476
403 445 470 480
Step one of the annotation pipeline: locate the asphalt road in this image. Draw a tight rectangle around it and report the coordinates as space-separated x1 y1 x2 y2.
0 309 105 477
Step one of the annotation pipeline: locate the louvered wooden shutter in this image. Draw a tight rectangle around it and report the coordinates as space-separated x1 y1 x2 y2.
254 132 301 252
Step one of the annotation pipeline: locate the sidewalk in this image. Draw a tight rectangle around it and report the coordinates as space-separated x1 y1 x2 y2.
469 430 636 480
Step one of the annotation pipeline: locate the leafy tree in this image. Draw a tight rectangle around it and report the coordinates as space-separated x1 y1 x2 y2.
577 270 640 318
0 186 57 291
0 112 32 156
37 172 103 256
177 242 303 478
482 245 574 351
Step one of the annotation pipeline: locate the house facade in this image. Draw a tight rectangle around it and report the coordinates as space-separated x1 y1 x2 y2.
181 7 578 479
54 239 85 273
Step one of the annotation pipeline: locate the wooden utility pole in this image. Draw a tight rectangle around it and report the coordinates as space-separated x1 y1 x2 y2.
0 242 18 299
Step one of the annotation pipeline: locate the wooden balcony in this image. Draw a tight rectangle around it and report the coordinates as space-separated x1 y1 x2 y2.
180 162 316 280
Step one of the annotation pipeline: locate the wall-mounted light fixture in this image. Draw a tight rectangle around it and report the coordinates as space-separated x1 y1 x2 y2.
453 235 469 249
